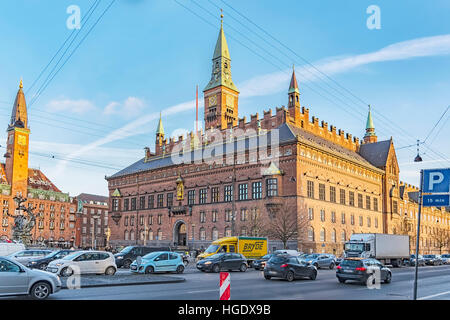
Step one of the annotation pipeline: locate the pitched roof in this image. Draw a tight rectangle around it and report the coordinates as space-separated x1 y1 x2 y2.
28 169 61 192
76 193 108 203
358 140 392 168
108 122 382 179
288 68 299 94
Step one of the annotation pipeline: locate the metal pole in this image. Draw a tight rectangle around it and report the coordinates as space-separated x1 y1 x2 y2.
413 169 424 300
231 159 236 236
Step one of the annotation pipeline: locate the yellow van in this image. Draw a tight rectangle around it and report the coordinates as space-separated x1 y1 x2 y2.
197 236 268 265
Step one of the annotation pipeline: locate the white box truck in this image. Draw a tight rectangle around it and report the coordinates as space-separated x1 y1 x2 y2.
0 242 25 257
344 233 409 267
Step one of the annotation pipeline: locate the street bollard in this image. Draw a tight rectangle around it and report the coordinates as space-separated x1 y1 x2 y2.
219 272 230 300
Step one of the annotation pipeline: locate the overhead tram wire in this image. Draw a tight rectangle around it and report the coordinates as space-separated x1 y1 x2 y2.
26 0 101 95
215 0 420 146
29 0 117 108
423 106 450 144
176 0 417 149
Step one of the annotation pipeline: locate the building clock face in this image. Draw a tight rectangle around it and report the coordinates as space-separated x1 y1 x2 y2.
226 95 234 107
208 95 217 106
18 135 26 146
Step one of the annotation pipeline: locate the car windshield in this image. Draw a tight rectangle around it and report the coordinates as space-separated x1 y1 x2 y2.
208 253 224 260
205 245 220 254
143 252 160 260
119 246 134 254
305 254 319 259
424 255 435 258
262 254 272 259
340 259 363 267
63 252 81 260
344 243 364 252
43 251 59 258
268 256 287 264
442 254 450 258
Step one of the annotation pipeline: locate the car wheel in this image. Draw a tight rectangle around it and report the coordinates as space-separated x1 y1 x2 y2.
329 262 335 270
30 282 51 300
176 265 185 274
123 260 132 269
338 278 346 284
239 264 247 272
39 263 48 270
309 270 317 280
105 266 116 276
212 264 220 273
384 272 392 284
286 271 295 282
60 267 73 277
313 263 319 269
264 275 271 280
145 266 154 274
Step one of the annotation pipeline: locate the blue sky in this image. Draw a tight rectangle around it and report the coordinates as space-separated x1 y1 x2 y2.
0 0 449 196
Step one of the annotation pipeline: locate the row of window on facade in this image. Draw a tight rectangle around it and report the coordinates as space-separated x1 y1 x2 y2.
82 216 109 226
112 179 278 212
307 181 379 211
82 208 108 215
307 208 379 228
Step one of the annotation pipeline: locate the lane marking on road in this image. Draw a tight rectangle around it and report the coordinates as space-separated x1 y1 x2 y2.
187 289 218 294
418 290 450 300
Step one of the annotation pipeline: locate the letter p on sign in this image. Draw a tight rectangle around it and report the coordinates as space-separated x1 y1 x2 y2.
423 169 450 193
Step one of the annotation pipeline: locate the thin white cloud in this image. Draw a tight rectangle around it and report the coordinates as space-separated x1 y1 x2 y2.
103 97 146 118
57 33 450 173
46 99 95 114
240 33 450 98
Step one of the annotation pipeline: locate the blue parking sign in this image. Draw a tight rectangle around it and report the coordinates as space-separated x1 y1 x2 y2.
423 169 450 193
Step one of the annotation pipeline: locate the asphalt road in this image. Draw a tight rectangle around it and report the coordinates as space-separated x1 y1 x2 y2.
43 264 450 300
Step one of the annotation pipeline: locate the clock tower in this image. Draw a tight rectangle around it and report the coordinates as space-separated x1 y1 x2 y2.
5 79 30 197
203 16 239 130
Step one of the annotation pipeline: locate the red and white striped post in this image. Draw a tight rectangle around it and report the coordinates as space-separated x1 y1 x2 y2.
219 272 230 300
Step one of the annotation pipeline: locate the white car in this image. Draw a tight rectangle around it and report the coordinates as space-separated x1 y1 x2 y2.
441 254 450 264
274 249 301 256
46 251 117 277
0 256 61 299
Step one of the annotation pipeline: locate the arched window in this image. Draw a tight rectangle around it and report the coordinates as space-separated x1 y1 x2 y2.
225 227 231 237
157 229 162 240
200 228 206 241
241 227 247 236
148 229 153 241
341 230 346 242
308 227 314 242
320 228 326 242
332 229 336 243
140 230 145 241
212 227 218 241
124 230 129 241
130 231 135 241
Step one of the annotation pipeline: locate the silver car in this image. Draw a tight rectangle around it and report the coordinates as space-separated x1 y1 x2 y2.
441 254 450 264
0 256 61 299
8 249 53 265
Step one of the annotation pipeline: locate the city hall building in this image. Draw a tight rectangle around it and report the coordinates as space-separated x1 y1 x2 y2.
0 81 78 247
106 22 450 254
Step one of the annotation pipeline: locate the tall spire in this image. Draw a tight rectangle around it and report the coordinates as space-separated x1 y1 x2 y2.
204 12 238 92
156 112 164 136
9 79 28 129
364 105 377 143
288 65 300 94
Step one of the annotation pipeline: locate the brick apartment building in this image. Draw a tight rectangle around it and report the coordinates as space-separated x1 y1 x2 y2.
75 193 109 249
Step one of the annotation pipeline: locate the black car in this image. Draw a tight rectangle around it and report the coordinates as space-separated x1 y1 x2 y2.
336 258 392 285
423 254 443 266
253 253 274 270
263 254 317 281
115 246 171 268
196 253 248 273
26 250 77 270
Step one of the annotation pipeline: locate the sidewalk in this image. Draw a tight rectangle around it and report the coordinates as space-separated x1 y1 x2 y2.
61 272 185 289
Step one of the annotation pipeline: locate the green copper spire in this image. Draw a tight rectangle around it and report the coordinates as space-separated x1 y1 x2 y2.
204 17 239 93
364 105 377 139
288 65 300 94
156 112 164 136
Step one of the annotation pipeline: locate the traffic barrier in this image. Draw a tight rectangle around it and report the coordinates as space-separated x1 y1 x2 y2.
220 272 230 300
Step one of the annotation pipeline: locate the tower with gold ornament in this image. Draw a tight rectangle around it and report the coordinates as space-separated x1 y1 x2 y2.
203 12 239 130
5 80 30 198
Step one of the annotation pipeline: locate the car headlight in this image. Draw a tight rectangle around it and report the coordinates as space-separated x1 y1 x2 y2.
204 261 212 265
55 263 65 267
116 256 123 259
29 261 37 265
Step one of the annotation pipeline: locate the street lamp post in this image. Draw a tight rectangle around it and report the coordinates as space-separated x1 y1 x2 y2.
231 160 236 236
413 170 424 300
91 214 100 250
